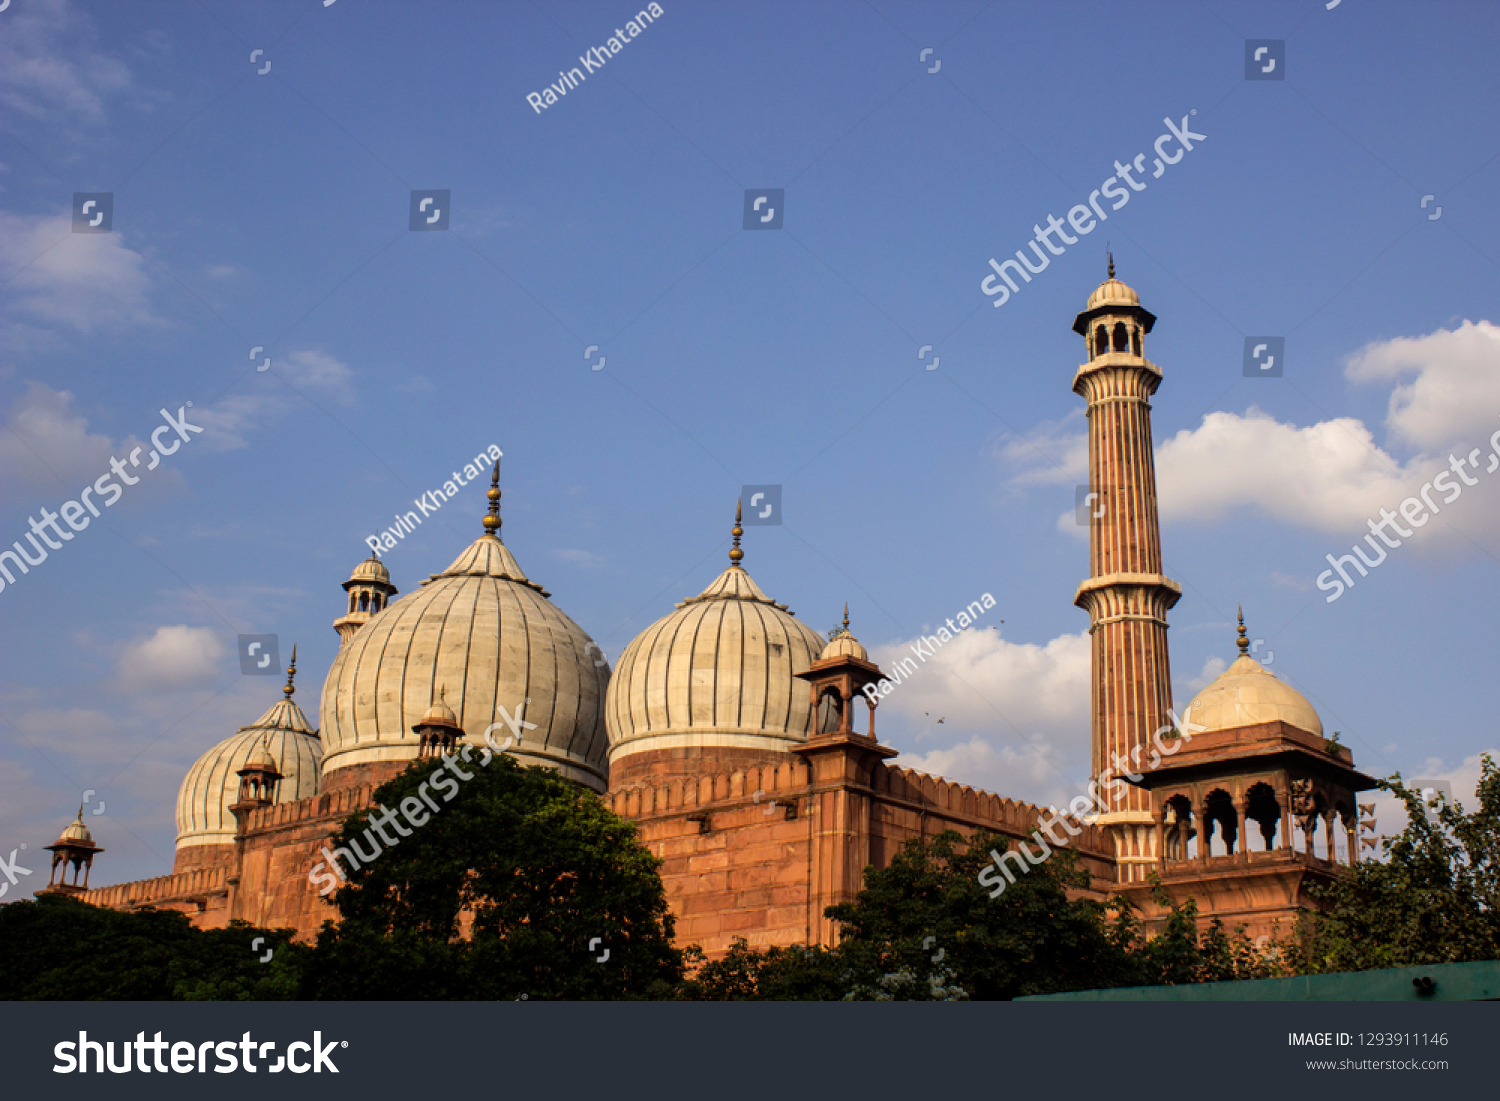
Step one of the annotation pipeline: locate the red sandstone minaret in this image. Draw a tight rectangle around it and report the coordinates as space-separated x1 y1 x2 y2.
1072 258 1181 884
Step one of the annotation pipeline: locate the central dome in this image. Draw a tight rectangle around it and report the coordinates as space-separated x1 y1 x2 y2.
320 488 611 791
606 511 825 771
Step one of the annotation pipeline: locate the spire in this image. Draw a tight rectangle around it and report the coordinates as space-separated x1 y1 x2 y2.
729 500 744 567
1107 250 1115 280
842 602 850 631
482 459 502 536
1236 605 1250 656
283 644 297 698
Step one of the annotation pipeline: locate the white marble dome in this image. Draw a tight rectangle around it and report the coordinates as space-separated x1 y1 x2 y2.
175 693 322 851
319 532 611 790
606 541 826 764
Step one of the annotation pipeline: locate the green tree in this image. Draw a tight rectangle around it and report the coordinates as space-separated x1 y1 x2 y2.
1295 755 1500 973
303 751 682 999
0 894 303 1000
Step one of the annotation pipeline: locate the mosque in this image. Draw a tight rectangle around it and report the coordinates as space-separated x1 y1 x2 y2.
37 269 1374 951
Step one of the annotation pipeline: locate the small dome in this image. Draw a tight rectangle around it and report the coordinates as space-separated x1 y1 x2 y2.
419 690 460 729
1085 277 1141 311
819 608 868 662
243 741 278 770
176 695 322 851
1182 654 1322 737
59 814 92 844
348 555 391 586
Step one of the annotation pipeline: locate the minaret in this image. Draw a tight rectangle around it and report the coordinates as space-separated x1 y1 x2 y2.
1072 258 1181 884
334 554 398 644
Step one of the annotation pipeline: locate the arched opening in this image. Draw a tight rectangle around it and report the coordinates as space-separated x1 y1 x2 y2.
1334 800 1355 863
1112 321 1129 352
349 594 357 614
1203 788 1237 856
372 594 382 612
1164 794 1194 861
1095 325 1108 357
359 592 370 612
816 688 842 735
1246 783 1280 852
1131 326 1141 355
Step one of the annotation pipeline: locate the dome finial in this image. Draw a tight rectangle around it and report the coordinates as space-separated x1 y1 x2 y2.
842 602 850 631
283 644 298 697
1107 249 1114 280
729 499 744 566
482 459 502 536
1236 605 1250 655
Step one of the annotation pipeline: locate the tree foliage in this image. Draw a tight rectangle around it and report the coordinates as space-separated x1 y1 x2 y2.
1295 755 1500 973
0 894 303 1000
303 753 682 999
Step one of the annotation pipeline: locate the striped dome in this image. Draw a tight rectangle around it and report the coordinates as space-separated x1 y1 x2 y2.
319 533 611 790
175 696 322 851
606 562 826 764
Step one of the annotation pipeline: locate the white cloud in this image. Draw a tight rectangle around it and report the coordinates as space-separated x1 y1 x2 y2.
870 626 1092 808
192 350 358 449
0 212 160 343
1345 320 1500 453
116 625 225 692
0 382 126 492
1008 322 1500 546
1154 408 1413 533
0 0 136 125
282 349 355 406
1362 749 1497 845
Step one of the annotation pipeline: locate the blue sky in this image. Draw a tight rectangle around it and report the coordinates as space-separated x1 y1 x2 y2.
2 0 1497 886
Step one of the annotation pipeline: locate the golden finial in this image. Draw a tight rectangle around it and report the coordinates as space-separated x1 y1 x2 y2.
1236 606 1249 656
76 802 84 821
482 459 502 535
1107 250 1115 280
842 602 850 632
729 500 744 566
283 644 297 697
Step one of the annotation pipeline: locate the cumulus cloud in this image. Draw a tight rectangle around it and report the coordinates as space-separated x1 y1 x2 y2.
0 212 160 344
1005 321 1500 545
1345 320 1500 453
116 625 225 692
869 626 1092 808
555 548 605 569
0 383 130 493
1154 409 1414 533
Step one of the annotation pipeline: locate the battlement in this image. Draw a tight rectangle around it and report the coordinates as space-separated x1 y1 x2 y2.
602 755 1107 855
83 864 228 911
241 782 378 834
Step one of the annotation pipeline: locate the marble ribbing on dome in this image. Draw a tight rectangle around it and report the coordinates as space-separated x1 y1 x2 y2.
175 701 322 850
320 534 609 789
606 565 826 761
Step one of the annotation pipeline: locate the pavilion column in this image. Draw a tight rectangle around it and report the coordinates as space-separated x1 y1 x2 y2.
1195 800 1209 864
1278 788 1293 852
1233 797 1249 864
